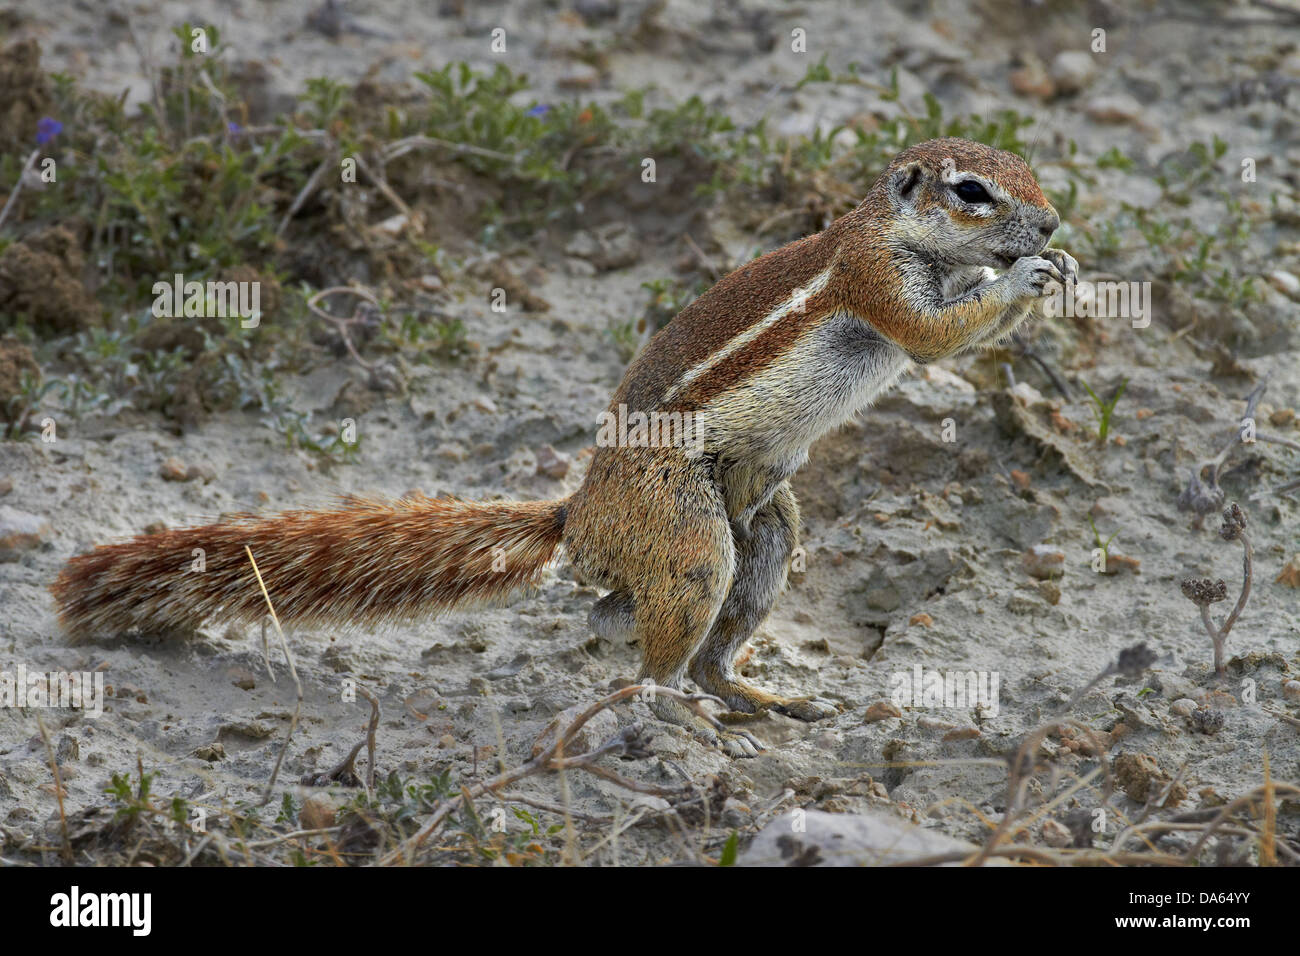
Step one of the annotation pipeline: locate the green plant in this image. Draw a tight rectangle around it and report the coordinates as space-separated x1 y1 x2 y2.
1080 377 1128 445
1088 515 1120 564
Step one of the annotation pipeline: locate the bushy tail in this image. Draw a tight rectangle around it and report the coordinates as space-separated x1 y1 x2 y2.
51 494 568 639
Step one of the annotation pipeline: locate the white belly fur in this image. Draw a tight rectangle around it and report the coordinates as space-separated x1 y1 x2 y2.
700 309 910 470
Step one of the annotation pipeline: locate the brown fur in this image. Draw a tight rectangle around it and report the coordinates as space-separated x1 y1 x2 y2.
52 495 566 638
615 231 830 411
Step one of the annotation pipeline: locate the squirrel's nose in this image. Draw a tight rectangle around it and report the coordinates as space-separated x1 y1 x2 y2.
1039 210 1060 238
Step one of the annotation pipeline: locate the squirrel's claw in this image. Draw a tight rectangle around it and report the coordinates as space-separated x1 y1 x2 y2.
1041 247 1079 285
714 728 763 758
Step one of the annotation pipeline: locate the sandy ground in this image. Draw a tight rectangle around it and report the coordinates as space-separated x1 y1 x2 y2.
1 0 1298 864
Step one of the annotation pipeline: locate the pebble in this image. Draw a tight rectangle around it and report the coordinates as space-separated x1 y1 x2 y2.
1266 270 1300 298
1050 51 1098 95
159 457 189 481
0 505 51 561
1281 680 1300 701
535 444 570 480
864 701 902 723
299 797 336 830
1041 818 1072 847
1086 94 1144 124
1022 544 1065 579
557 62 600 90
1009 56 1054 100
1170 698 1198 717
530 703 618 757
1192 707 1225 735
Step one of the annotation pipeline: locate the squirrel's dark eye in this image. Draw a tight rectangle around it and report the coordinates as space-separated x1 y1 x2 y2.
953 180 992 204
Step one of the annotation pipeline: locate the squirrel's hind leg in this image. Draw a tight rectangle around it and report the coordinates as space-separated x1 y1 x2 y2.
689 484 839 723
628 494 768 757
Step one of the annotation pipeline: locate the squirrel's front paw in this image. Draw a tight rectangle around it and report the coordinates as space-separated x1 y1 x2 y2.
1006 255 1066 300
1040 248 1079 285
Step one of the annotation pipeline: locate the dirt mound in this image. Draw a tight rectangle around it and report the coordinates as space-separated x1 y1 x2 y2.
0 225 100 335
0 38 52 154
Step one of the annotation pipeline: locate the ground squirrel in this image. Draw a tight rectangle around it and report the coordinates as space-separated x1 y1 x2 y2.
52 137 1077 757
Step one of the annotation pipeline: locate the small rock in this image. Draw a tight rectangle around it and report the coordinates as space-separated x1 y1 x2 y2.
917 715 956 732
1009 382 1045 406
740 809 997 866
0 505 51 560
1114 752 1186 806
1049 51 1098 95
908 612 933 627
1282 680 1300 701
1275 554 1300 589
563 224 640 271
299 796 337 830
535 444 570 480
1170 698 1198 717
0 476 12 496
159 457 189 481
485 654 528 680
472 396 498 415
320 644 355 674
557 62 600 90
192 742 226 761
1090 496 1122 518
941 727 980 742
531 703 619 757
437 734 455 749
219 719 274 739
1010 56 1054 100
1022 544 1065 579
721 797 752 828
1192 707 1224 736
185 463 215 481
864 701 902 723
1102 553 1141 575
1041 818 1072 847
1266 270 1300 298
374 213 409 236
1037 580 1061 605
1086 94 1144 124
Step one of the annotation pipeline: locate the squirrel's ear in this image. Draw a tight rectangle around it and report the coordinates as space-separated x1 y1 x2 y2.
889 161 925 208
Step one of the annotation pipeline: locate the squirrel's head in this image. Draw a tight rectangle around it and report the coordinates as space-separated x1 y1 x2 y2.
875 137 1059 269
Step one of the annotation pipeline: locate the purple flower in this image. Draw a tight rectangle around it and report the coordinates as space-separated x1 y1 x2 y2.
35 117 62 146
227 121 243 137
526 104 550 117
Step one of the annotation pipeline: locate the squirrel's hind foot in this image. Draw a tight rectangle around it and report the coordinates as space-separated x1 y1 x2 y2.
690 665 840 723
647 694 763 758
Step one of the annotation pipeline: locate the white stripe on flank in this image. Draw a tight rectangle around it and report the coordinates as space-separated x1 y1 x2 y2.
665 266 833 402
